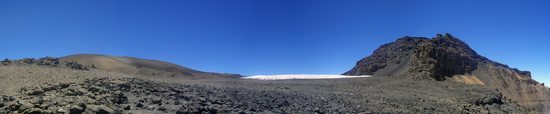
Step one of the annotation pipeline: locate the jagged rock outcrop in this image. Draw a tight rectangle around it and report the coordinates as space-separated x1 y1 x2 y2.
0 57 89 70
344 33 550 112
0 59 10 65
344 33 527 80
409 33 482 80
344 37 430 77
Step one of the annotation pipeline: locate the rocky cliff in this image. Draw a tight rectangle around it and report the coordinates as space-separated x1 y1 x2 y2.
344 33 550 112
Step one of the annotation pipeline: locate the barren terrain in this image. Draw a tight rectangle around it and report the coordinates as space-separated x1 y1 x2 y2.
0 64 537 114
1 34 548 114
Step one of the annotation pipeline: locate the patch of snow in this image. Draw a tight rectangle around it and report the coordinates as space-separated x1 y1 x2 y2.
242 74 371 80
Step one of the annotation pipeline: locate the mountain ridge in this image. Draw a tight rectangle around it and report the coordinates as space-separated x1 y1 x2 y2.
59 54 241 79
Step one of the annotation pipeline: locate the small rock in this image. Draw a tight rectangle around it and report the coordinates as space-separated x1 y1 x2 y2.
136 103 144 107
176 109 191 114
58 108 67 113
22 108 43 114
152 98 162 105
60 83 71 88
2 96 16 101
39 102 52 109
158 106 167 111
173 100 181 105
117 83 131 90
124 105 131 110
18 101 35 112
84 105 114 114
88 86 103 93
147 105 156 111
42 84 60 92
58 101 68 106
42 110 53 114
28 90 44 95
111 92 128 104
69 105 85 114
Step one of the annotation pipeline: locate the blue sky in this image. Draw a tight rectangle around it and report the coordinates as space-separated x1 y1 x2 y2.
1 0 549 84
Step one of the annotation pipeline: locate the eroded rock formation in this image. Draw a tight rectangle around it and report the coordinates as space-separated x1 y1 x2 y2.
344 33 550 112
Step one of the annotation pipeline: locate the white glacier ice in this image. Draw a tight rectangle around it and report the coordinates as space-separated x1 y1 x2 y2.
242 74 370 80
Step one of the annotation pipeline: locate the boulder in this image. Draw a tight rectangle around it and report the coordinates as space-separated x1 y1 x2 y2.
65 62 89 70
22 108 43 114
0 59 10 65
84 105 114 114
135 103 144 108
18 58 36 64
27 89 44 96
37 57 61 66
18 101 35 112
69 105 85 114
123 105 130 110
110 92 128 104
151 97 162 105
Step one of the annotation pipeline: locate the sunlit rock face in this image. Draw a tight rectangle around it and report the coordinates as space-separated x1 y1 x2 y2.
344 33 486 80
343 33 550 112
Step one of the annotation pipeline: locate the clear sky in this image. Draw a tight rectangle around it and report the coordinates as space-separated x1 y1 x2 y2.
1 0 549 84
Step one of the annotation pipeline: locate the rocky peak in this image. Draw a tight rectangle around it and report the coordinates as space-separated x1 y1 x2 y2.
432 33 480 57
433 33 465 47
410 33 479 80
345 33 531 81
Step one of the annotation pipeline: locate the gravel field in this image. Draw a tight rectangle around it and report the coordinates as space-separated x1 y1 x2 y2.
0 65 532 114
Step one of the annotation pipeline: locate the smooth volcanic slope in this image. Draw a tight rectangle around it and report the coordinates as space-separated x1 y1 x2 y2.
344 33 550 112
60 54 240 79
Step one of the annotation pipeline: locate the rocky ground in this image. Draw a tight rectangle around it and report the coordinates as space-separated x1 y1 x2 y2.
1 77 366 114
1 63 538 114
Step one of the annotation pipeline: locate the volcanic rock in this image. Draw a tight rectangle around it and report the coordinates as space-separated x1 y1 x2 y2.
344 33 550 112
69 105 85 114
84 105 114 114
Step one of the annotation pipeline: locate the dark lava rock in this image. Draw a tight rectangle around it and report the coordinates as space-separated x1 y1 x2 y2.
27 89 44 96
136 102 144 108
475 94 504 106
22 108 43 114
84 105 115 114
37 57 61 66
3 57 90 70
111 92 128 104
1 59 10 65
1 95 16 101
18 58 37 64
151 97 162 105
123 105 130 110
18 101 35 112
65 62 89 70
158 106 167 112
69 105 85 114
176 109 191 114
